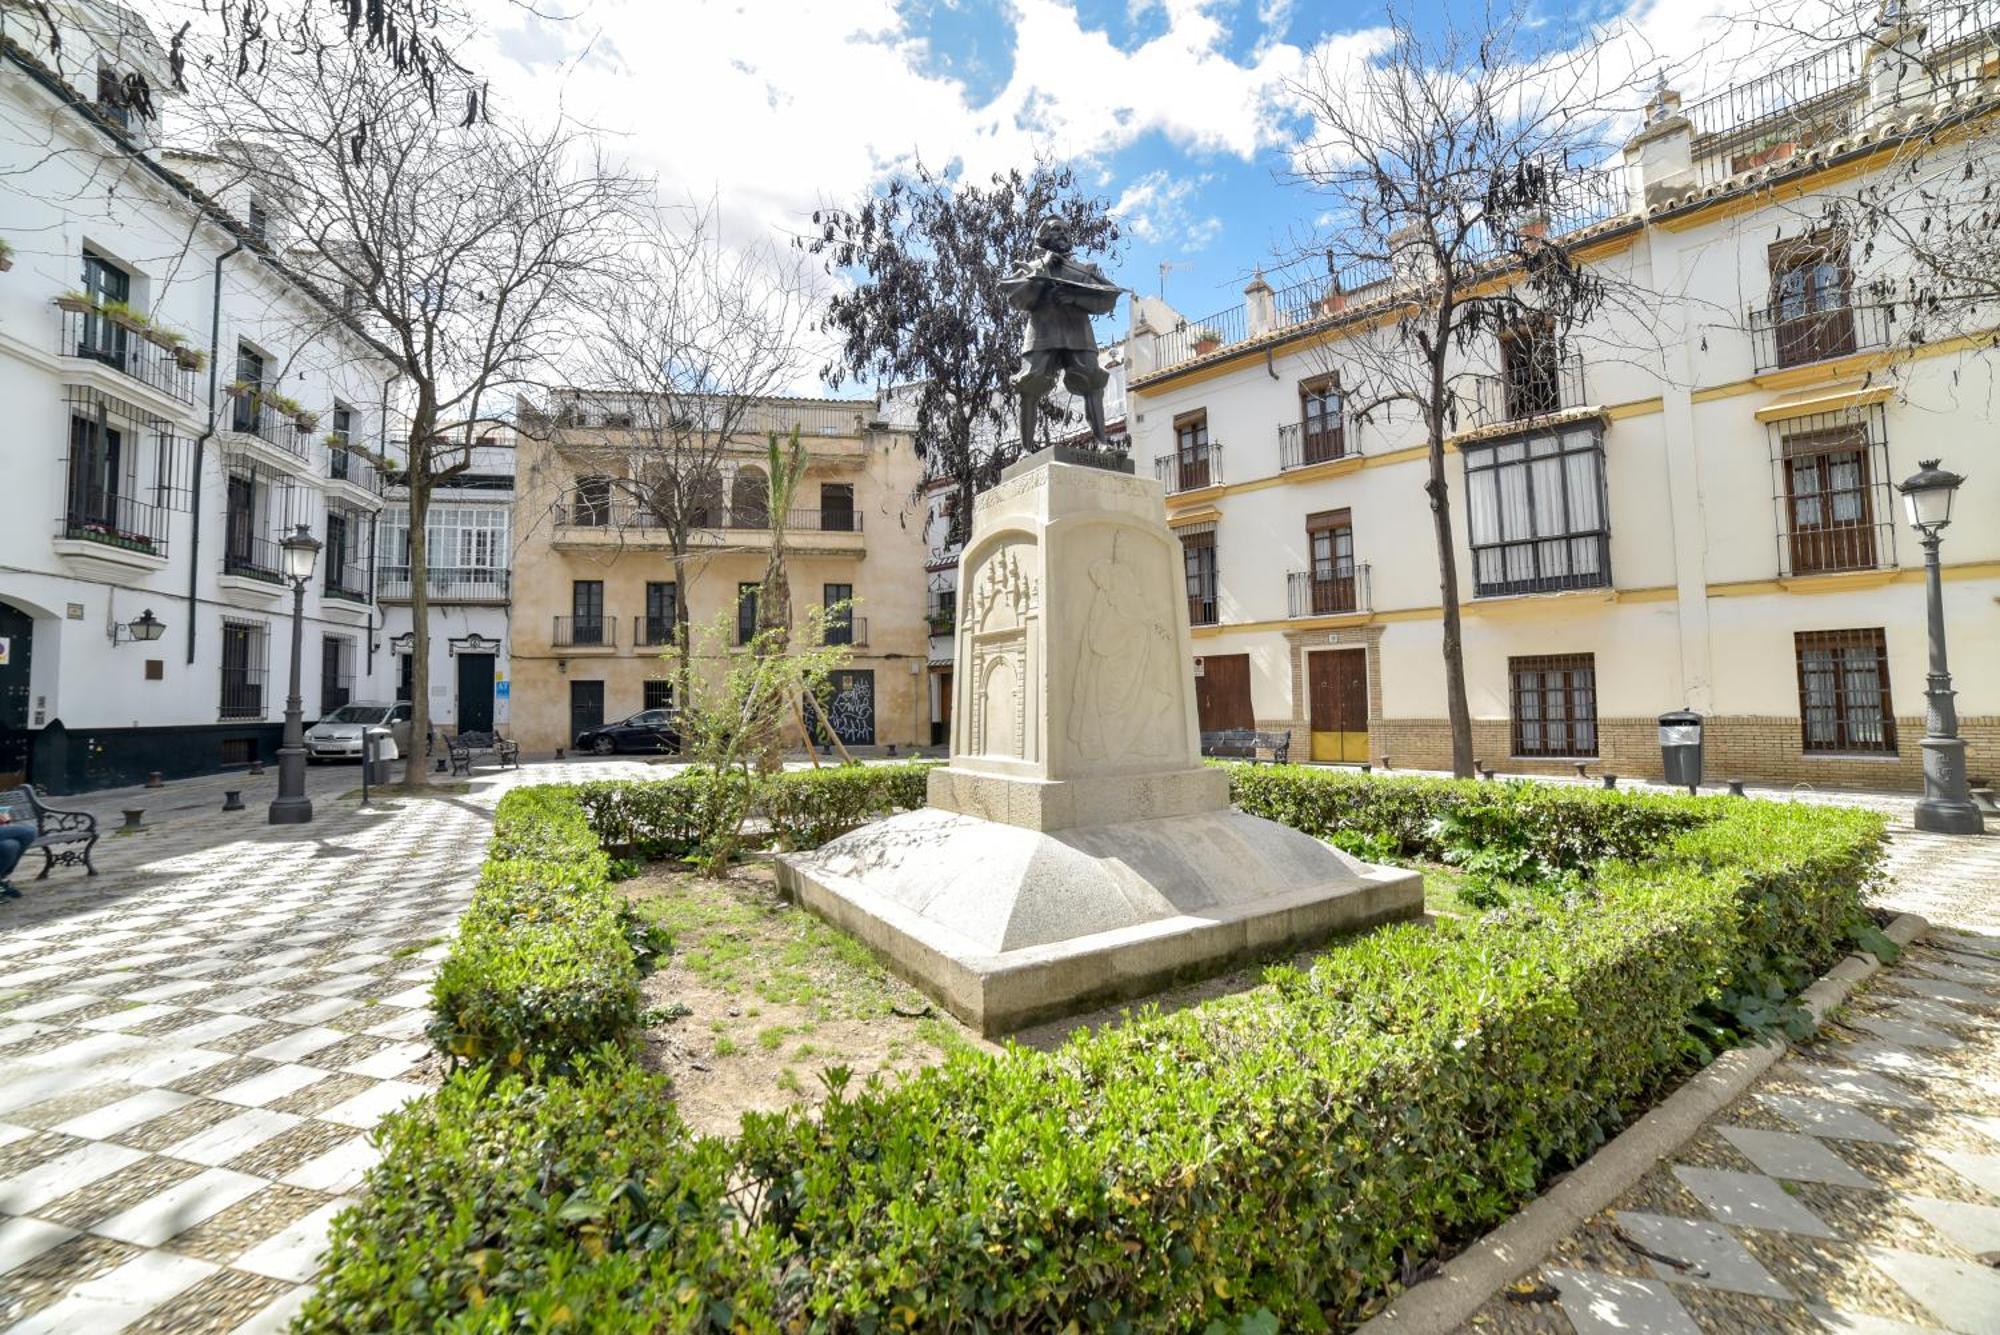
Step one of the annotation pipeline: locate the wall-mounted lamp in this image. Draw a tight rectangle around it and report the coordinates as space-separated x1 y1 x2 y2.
557 658 568 675
110 608 167 645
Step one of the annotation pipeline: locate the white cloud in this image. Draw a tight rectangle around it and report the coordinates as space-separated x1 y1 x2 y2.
1114 168 1223 250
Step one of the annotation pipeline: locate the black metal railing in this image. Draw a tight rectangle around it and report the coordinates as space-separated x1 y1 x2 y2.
1471 532 1612 598
555 489 865 533
634 616 679 648
1187 590 1218 627
323 563 371 603
220 667 267 720
825 615 869 648
57 307 196 405
926 603 956 636
1155 444 1221 494
554 615 614 648
320 674 353 716
1748 300 1892 373
1278 419 1358 470
1287 564 1373 617
1779 515 1897 579
58 489 170 558
1469 348 1588 428
327 443 382 494
226 393 307 459
221 532 286 584
376 566 510 601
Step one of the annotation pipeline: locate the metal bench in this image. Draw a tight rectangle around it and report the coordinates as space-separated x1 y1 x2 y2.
1199 729 1293 765
0 785 99 880
447 731 521 776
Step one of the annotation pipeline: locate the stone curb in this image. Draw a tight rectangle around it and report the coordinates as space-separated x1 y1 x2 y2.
1355 911 1931 1334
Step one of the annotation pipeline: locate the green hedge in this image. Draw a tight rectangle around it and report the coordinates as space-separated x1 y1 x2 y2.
573 761 937 859
313 768 1884 1332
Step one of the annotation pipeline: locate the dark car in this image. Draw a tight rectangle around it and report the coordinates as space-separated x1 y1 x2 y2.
575 709 681 756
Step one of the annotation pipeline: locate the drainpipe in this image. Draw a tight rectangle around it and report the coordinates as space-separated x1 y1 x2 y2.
188 239 245 664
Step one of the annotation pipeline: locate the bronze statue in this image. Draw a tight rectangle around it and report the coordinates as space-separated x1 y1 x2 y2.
1000 217 1122 452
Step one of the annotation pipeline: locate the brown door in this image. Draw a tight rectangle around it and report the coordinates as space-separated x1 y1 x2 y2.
1195 653 1254 733
1308 649 1369 763
934 668 953 747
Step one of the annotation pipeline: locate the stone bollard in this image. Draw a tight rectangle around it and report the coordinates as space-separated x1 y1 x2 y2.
145 772 163 788
1601 774 1618 790
248 760 265 776
1727 779 1746 797
1574 763 1591 780
555 747 565 760
1359 762 1372 774
120 809 144 831
1379 755 1391 770
222 790 244 812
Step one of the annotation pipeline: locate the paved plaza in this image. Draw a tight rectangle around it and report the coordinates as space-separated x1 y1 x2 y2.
0 759 655 1333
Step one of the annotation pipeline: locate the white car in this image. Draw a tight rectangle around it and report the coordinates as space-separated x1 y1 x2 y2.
305 701 414 761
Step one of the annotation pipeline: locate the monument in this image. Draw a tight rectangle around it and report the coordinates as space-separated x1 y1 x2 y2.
773 225 1422 1035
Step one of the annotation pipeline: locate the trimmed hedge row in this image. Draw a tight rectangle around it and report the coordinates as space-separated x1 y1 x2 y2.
573 761 938 859
306 766 1885 1332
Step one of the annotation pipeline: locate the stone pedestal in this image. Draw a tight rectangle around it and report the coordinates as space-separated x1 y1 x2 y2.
777 451 1422 1033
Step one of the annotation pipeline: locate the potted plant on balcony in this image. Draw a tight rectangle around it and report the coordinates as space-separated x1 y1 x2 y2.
54 290 98 315
171 344 207 372
225 379 257 404
0 238 13 272
294 408 320 433
1191 326 1224 355
1734 132 1800 174
100 300 148 333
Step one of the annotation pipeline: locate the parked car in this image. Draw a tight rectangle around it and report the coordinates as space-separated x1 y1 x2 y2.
574 708 681 755
306 701 414 761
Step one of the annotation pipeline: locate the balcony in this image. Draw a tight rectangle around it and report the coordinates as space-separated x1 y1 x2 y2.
1468 348 1588 431
825 615 869 649
552 491 865 550
53 490 171 575
926 607 956 637
224 392 308 461
1278 420 1357 471
1748 300 1891 373
553 615 615 650
220 533 287 588
377 566 510 603
633 616 679 648
1286 564 1373 618
1155 445 1222 496
1471 532 1612 599
327 443 383 496
323 562 372 605
56 307 196 406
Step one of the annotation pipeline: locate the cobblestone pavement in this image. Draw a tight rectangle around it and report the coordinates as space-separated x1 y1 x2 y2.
1466 828 2000 1335
0 759 655 1333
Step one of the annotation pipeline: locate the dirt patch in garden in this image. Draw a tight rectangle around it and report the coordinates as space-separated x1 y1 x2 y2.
624 858 1458 1136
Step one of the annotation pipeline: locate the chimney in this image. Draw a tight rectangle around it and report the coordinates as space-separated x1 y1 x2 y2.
1622 76 1695 208
1243 270 1277 338
1127 298 1160 378
1866 2 1933 126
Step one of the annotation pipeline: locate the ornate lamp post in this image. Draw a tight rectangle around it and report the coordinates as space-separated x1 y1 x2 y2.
1896 460 1983 835
269 524 322 826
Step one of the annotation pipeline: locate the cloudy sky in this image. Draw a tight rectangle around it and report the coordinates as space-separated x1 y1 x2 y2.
460 0 1825 340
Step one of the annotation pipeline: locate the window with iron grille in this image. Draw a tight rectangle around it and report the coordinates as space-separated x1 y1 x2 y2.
220 619 269 720
643 680 674 711
1178 523 1217 626
1464 423 1609 596
1770 406 1894 578
320 634 355 714
1795 629 1896 754
1509 654 1598 757
737 582 761 645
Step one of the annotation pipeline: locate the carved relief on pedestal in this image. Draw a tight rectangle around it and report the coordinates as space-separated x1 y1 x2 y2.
963 539 1038 763
1062 524 1182 770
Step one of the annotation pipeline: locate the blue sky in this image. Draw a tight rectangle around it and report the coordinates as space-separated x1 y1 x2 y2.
475 0 1780 352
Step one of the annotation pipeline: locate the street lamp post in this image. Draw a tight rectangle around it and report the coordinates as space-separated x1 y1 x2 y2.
270 524 323 826
1896 459 1984 835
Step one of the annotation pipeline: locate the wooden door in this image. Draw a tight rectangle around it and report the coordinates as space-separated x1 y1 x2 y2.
457 653 495 733
1195 653 1254 733
934 668 953 747
0 601 32 789
1308 649 1369 763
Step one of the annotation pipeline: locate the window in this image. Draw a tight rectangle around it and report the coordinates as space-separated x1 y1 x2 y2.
572 475 612 526
1180 525 1217 626
78 251 131 366
67 414 125 523
233 344 265 432
824 583 854 645
643 581 678 646
1768 235 1855 368
1163 411 1212 492
730 467 770 529
1773 408 1892 578
220 620 268 720
329 405 355 478
821 482 855 532
1510 654 1597 757
1796 629 1896 754
96 67 130 128
1305 509 1358 614
246 197 269 243
928 588 956 631
643 680 674 711
381 506 508 579
1299 377 1345 463
571 580 605 645
1497 325 1564 420
320 635 354 714
1464 424 1609 596
737 582 760 645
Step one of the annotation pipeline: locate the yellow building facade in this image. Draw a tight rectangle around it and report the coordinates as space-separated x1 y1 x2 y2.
508 395 930 754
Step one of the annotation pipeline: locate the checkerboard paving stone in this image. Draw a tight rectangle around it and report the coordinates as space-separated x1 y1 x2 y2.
1467 932 2000 1335
0 760 654 1331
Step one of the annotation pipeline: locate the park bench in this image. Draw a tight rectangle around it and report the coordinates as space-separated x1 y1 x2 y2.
1199 729 1292 765
447 731 521 776
0 785 99 880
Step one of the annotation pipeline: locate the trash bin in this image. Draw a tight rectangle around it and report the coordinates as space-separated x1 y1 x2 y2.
1658 710 1703 794
364 726 398 786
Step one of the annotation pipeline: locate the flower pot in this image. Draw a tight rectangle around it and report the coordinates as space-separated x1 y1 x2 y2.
1194 337 1221 356
54 295 95 314
172 348 205 371
141 327 178 350
0 255 13 272
294 412 319 433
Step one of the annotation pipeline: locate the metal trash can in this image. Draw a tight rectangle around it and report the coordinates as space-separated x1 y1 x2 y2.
1658 710 1703 794
364 726 398 786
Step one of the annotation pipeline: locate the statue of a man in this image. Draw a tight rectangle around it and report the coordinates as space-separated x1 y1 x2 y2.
999 217 1122 453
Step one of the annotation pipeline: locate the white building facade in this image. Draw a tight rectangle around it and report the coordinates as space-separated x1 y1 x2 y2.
1127 17 2000 791
0 9 400 792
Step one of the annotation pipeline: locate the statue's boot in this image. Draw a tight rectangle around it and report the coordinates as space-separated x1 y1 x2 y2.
1085 392 1111 448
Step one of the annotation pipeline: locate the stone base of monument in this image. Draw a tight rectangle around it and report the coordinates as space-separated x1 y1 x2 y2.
774 770 1423 1035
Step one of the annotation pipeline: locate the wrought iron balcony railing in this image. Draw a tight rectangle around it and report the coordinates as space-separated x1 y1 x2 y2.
57 307 197 405
221 533 286 584
1278 419 1358 470
553 615 615 649
1155 444 1221 495
58 489 170 558
1468 348 1589 429
1286 564 1372 617
376 566 510 602
1747 299 1892 373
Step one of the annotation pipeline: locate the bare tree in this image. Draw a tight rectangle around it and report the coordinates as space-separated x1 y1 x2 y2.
1280 2 1659 777
177 18 643 785
540 206 818 704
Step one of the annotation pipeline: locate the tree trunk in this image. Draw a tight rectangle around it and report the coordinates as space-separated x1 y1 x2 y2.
1425 429 1474 779
401 449 433 789
672 543 693 711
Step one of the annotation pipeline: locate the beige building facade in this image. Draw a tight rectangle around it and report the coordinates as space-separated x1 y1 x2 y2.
1128 27 2000 791
508 394 929 754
